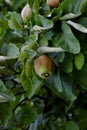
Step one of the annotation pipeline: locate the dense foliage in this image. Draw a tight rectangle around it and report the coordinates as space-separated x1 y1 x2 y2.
0 0 87 129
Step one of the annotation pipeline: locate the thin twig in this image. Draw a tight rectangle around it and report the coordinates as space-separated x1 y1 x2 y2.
13 98 28 112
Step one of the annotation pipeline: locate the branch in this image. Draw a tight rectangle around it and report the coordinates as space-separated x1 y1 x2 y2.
67 20 87 33
13 98 28 112
0 56 18 62
37 46 65 53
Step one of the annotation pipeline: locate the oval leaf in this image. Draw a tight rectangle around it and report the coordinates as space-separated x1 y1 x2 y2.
60 0 82 14
25 58 33 78
35 14 53 30
80 0 87 14
46 72 63 93
66 121 79 130
74 52 84 70
62 21 80 54
8 12 22 30
74 65 87 89
6 43 19 57
0 80 15 101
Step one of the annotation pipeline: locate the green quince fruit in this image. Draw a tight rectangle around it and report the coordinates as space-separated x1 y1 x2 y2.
34 55 55 79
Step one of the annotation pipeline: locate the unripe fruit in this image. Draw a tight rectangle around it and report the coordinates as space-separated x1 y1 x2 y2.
47 0 60 8
21 4 32 22
34 55 55 79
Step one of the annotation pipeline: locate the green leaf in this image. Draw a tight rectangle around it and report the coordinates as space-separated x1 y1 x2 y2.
62 21 80 54
46 72 63 93
60 74 77 101
15 102 38 126
49 52 65 64
13 0 27 10
35 14 53 30
21 69 43 98
51 7 63 22
21 68 33 92
66 121 79 130
74 52 84 70
0 80 15 101
28 0 35 8
27 75 43 98
77 17 87 28
0 102 13 126
80 0 87 14
60 0 83 14
46 72 76 101
74 65 87 89
0 15 8 30
33 0 40 13
45 30 54 40
6 43 19 57
62 54 73 73
39 2 50 17
38 34 48 46
55 52 65 63
63 60 73 73
0 95 7 103
18 34 38 64
24 58 33 78
8 12 22 30
25 33 38 47
18 45 30 64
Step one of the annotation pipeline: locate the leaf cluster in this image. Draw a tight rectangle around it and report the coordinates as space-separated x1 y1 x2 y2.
0 0 87 129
